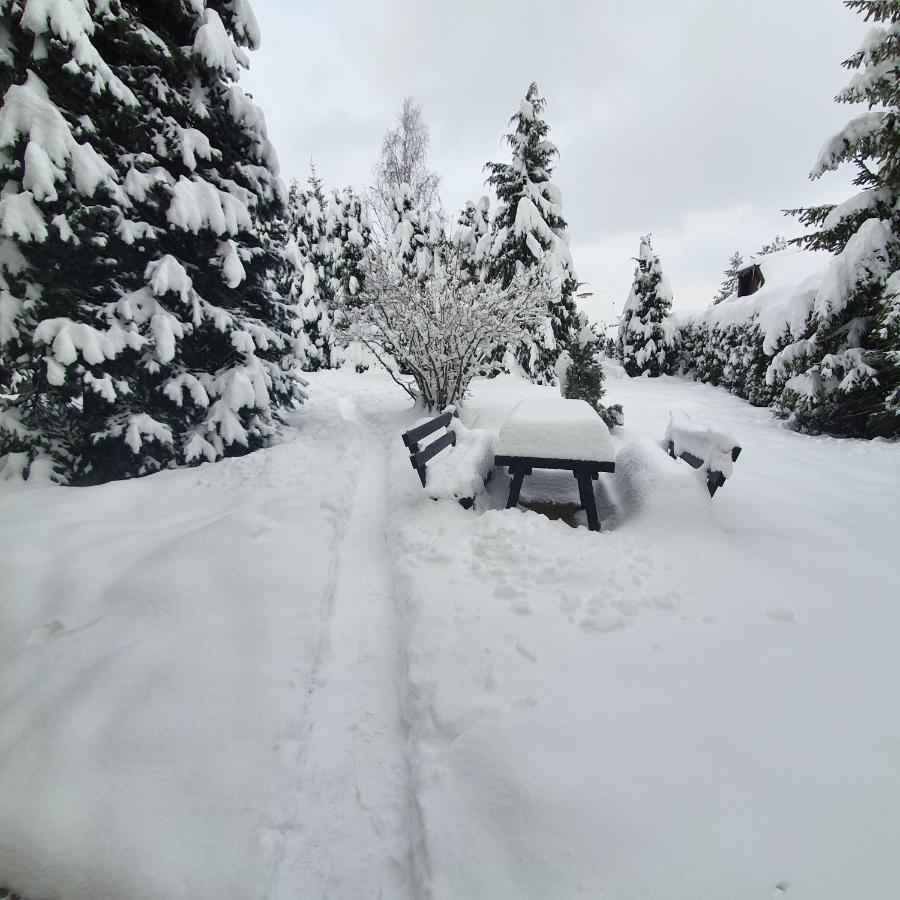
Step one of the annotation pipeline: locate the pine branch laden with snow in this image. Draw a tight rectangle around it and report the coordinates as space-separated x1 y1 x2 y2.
484 82 580 385
333 244 549 411
0 0 305 482
777 0 900 437
618 235 676 378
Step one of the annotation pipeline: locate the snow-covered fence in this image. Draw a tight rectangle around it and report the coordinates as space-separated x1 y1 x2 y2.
664 411 741 497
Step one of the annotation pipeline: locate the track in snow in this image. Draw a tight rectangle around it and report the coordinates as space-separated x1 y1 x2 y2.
268 394 414 900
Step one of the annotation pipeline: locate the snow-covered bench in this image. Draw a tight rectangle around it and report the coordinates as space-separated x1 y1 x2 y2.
401 411 493 509
664 411 742 497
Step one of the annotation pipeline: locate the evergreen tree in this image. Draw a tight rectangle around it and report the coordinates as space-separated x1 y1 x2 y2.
713 250 744 304
453 196 492 283
485 82 580 384
325 186 370 303
285 178 329 369
757 234 788 256
0 1 302 482
385 182 439 279
560 320 623 428
307 158 325 206
618 235 675 377
284 179 370 369
780 0 899 437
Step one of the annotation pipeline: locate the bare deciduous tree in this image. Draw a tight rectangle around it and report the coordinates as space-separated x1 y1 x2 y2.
370 97 441 241
333 245 548 410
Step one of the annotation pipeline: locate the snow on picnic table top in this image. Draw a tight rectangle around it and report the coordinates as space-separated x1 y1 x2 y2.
495 397 615 462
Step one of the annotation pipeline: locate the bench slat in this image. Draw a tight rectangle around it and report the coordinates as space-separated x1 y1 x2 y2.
411 429 456 470
402 412 453 449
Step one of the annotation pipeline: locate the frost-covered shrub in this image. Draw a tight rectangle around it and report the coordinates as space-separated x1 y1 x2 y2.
334 245 547 411
0 1 304 482
619 235 675 377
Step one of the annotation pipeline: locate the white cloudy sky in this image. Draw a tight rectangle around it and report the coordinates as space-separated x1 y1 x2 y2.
243 0 867 323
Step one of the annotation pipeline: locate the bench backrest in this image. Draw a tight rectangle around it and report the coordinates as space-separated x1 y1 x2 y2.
401 412 456 486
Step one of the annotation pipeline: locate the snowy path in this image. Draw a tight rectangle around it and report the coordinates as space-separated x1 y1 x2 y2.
268 391 415 900
2 368 899 900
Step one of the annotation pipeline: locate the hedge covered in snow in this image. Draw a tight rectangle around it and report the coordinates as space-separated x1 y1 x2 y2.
674 249 831 411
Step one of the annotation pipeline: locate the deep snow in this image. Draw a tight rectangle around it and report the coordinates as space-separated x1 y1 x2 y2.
1 367 899 899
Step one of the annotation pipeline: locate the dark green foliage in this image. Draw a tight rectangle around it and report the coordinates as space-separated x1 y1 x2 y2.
0 1 303 482
563 329 623 428
619 235 674 378
485 82 580 383
778 0 900 437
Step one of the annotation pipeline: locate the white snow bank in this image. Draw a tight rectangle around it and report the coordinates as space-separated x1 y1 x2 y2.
608 436 718 534
495 397 614 462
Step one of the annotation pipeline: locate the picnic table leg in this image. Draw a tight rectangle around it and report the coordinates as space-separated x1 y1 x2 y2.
575 471 601 532
506 467 526 509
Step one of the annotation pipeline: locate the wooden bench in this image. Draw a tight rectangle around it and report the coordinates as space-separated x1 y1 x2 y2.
664 411 742 497
402 411 456 487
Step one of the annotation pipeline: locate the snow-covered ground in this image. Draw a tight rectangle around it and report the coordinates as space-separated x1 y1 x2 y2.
2 368 899 899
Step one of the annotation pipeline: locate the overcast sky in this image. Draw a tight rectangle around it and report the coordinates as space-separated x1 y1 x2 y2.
243 0 867 323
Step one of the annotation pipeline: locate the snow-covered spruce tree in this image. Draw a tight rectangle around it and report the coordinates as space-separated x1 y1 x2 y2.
780 0 899 437
284 177 329 370
453 196 492 283
385 182 441 280
325 186 370 303
283 175 371 370
0 1 303 482
619 235 675 377
485 82 580 384
334 243 548 411
557 320 623 428
713 251 744 304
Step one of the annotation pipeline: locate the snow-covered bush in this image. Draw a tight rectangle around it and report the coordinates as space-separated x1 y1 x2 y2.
485 82 580 384
557 324 624 429
675 249 830 409
334 244 548 410
619 235 675 377
282 175 370 370
0 0 304 482
778 0 900 438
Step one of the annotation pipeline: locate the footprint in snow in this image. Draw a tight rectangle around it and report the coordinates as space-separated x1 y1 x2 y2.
580 612 628 634
766 606 796 623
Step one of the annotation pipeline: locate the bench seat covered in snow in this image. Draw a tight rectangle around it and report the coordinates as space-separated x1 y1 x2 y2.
401 411 493 509
664 410 742 497
494 398 616 532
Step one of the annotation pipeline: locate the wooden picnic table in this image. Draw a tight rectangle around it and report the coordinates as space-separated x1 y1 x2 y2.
494 398 616 532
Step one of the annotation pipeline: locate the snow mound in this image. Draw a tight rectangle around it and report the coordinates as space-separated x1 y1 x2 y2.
609 438 718 533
